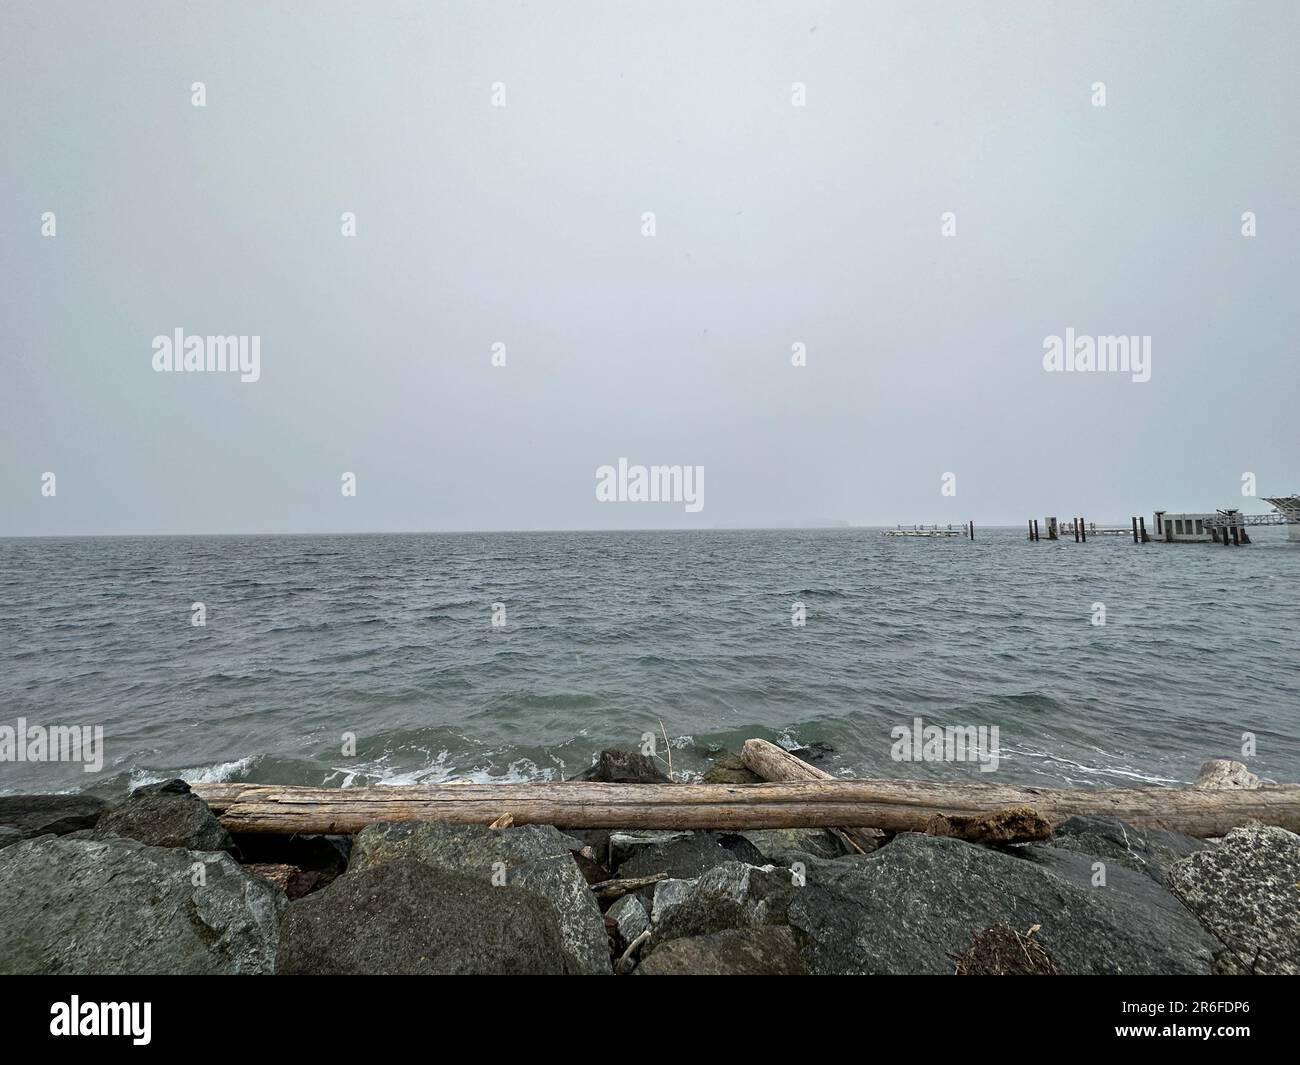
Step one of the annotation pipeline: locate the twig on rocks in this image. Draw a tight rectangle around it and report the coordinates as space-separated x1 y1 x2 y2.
616 929 651 974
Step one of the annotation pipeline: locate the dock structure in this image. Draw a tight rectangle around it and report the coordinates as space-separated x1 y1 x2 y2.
1024 499 1300 547
884 522 975 539
1263 495 1300 541
1205 496 1300 544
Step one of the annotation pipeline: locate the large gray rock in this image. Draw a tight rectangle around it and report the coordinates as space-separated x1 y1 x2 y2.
0 835 283 974
654 862 793 942
277 858 575 974
647 834 1218 974
736 828 848 863
649 878 695 925
1033 815 1207 887
351 820 610 974
608 830 691 868
637 927 807 975
619 831 766 881
782 834 1218 974
607 893 649 944
1167 824 1300 974
1014 845 1195 920
89 779 233 852
0 793 108 840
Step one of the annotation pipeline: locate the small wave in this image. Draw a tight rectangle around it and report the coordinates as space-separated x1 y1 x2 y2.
128 756 255 790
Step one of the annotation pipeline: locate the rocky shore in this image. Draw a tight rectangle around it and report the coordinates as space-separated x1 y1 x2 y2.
1 754 1296 975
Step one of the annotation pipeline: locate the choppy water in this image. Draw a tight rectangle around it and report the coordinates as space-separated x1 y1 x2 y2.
1 528 1297 796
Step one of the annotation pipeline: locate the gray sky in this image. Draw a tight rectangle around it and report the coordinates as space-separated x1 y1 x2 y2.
3 1 1298 535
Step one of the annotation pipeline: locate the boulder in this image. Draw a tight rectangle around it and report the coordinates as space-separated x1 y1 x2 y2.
0 793 108 840
569 749 670 784
637 927 807 975
618 831 766 881
89 779 233 852
1193 759 1260 790
649 878 695 925
641 834 1218 974
351 820 610 974
701 751 762 785
653 862 794 942
734 828 848 863
1013 844 1196 920
0 835 283 974
606 893 649 944
608 830 691 868
277 858 576 974
1167 824 1300 974
782 834 1218 975
1035 815 1207 887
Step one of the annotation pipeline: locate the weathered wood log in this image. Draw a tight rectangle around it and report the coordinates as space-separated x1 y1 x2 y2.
189 777 1300 838
589 872 668 901
739 739 884 852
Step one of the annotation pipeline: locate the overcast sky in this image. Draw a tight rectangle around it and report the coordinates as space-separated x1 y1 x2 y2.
2 1 1297 535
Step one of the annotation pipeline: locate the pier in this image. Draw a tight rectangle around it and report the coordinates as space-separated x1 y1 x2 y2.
1023 496 1300 547
883 522 974 539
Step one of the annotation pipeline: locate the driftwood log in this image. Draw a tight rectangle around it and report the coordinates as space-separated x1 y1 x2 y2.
738 739 885 851
191 776 1300 838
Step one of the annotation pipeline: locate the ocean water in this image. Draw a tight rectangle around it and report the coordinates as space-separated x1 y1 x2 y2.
1 528 1297 797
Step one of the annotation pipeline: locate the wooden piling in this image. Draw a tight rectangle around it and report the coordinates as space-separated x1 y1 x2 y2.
1132 517 1139 543
1139 516 1148 543
1080 518 1087 543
